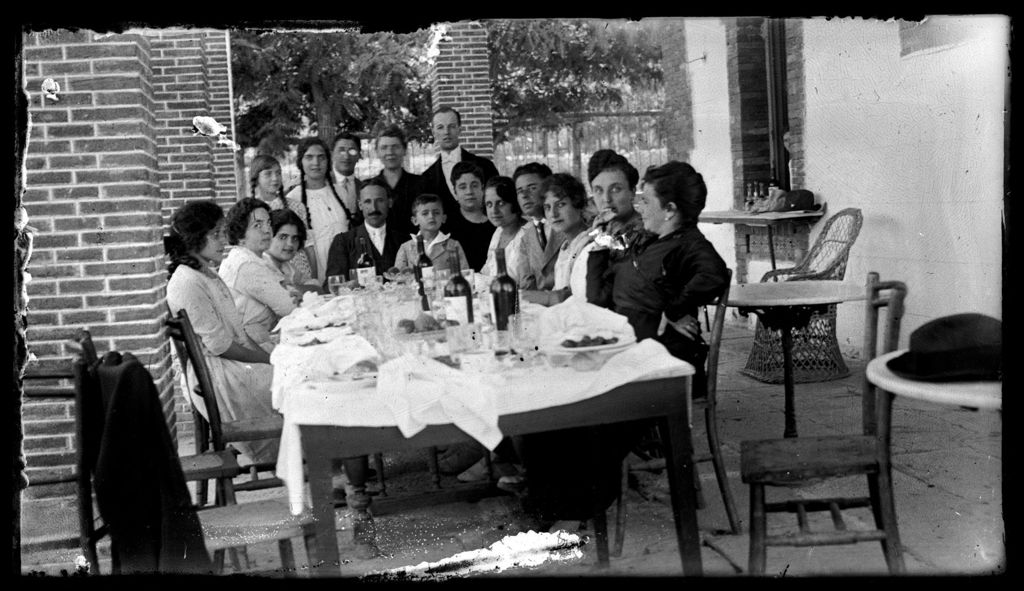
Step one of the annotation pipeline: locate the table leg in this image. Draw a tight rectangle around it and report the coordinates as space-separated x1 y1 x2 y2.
587 427 610 567
658 413 703 575
306 447 341 577
767 225 778 274
780 325 797 438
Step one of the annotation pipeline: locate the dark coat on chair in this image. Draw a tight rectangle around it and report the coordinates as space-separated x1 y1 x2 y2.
419 147 500 218
324 222 404 287
92 352 212 575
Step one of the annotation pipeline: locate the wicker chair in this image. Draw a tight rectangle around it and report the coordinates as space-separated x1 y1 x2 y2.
741 208 863 384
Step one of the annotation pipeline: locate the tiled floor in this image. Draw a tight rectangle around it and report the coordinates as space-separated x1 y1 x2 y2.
19 320 1004 577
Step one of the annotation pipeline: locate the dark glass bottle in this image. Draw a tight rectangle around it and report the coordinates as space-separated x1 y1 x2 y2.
443 251 473 325
489 248 517 331
355 236 376 287
413 235 433 311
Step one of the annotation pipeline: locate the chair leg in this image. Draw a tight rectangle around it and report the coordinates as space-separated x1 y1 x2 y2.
212 549 226 574
228 547 248 573
426 446 442 490
705 405 741 534
869 471 906 574
277 539 297 575
483 445 495 481
196 478 209 508
302 529 319 572
373 453 387 497
748 483 767 575
588 428 610 568
612 459 628 558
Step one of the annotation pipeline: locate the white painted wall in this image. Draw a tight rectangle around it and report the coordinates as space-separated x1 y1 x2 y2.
800 16 1006 353
683 18 738 281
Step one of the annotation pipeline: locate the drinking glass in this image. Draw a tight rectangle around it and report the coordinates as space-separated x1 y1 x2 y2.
327 275 345 297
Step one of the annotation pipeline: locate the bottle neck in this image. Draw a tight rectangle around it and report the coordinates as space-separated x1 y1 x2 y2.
494 248 507 276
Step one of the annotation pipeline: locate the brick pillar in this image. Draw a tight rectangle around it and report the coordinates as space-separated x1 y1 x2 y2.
726 18 810 283
21 29 175 497
784 19 806 191
150 29 240 225
657 19 695 163
429 22 495 157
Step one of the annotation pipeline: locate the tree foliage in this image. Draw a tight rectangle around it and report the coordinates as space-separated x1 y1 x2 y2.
231 27 433 157
485 19 663 143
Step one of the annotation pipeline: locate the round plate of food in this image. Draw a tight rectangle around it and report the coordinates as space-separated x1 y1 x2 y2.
547 333 637 354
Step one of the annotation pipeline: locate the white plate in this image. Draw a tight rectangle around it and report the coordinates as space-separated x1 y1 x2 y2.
547 335 636 355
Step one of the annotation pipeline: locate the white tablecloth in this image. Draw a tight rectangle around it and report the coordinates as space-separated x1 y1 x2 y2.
274 338 694 514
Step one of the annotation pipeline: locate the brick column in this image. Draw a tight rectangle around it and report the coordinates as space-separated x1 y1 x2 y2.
725 18 810 282
21 29 175 497
150 29 240 225
429 22 495 157
657 19 695 163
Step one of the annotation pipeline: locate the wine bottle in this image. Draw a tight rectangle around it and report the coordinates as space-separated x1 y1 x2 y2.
413 235 433 311
489 248 517 331
443 250 473 325
355 236 376 287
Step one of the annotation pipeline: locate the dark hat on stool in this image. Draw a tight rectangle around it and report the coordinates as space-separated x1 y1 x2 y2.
886 313 1002 382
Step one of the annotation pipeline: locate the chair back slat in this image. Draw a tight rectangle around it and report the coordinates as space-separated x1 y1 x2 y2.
71 346 102 572
861 272 908 438
704 268 733 407
164 308 227 451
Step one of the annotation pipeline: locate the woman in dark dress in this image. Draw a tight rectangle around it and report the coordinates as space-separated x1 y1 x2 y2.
518 161 729 531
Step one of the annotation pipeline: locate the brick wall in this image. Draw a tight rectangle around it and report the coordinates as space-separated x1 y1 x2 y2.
658 21 694 163
429 22 495 157
20 27 237 501
725 18 810 283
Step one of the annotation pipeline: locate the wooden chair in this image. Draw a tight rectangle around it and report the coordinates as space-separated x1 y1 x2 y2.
742 208 864 384
164 308 285 501
613 269 741 556
67 330 244 572
740 272 907 575
70 341 316 575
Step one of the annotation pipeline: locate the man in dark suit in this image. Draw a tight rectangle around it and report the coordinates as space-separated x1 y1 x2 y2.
369 124 421 237
420 106 500 219
332 131 365 227
324 177 404 286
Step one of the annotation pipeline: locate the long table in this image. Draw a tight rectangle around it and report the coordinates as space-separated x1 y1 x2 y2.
278 342 703 577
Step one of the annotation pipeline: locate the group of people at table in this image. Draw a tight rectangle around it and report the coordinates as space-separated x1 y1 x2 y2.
163 105 730 536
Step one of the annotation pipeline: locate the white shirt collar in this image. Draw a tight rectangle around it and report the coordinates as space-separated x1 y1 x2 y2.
416 231 450 251
366 223 386 238
440 147 462 164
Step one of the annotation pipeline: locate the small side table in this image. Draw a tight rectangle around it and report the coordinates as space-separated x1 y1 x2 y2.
700 209 826 271
728 280 866 437
866 350 1001 412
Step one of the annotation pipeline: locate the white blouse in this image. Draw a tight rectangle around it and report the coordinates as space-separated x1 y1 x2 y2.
553 231 594 292
284 185 350 283
218 246 296 348
480 224 527 284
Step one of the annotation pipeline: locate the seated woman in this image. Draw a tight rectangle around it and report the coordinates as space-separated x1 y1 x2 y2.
164 200 279 466
218 198 297 352
251 153 316 282
479 176 528 283
263 208 323 297
516 161 729 531
567 150 646 299
521 173 593 306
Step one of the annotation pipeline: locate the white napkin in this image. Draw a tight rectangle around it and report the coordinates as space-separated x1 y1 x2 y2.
376 354 504 450
537 299 636 349
269 334 378 410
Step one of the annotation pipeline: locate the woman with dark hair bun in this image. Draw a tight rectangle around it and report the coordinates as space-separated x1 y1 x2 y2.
282 137 355 283
165 200 280 465
517 161 729 532
218 198 297 351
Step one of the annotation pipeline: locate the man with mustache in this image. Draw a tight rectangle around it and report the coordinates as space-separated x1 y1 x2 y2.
420 106 499 223
324 177 403 286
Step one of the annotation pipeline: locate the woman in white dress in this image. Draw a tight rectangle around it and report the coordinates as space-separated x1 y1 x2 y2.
218 198 297 351
282 137 356 284
251 153 316 281
480 176 527 283
164 200 279 465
